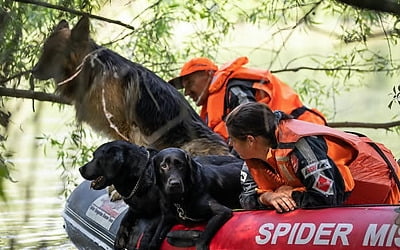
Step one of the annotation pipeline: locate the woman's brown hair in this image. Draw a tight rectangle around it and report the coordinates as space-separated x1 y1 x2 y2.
225 102 283 148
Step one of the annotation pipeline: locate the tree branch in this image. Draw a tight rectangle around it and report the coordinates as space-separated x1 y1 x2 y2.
0 87 71 104
0 70 31 85
272 65 400 74
336 0 400 16
13 0 135 30
308 24 400 43
268 1 323 68
329 120 400 129
1 87 399 131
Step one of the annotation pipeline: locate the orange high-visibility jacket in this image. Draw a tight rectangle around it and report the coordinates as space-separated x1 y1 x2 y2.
200 57 326 140
247 118 400 205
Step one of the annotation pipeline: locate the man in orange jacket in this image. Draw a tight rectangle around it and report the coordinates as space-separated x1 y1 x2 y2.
169 57 327 141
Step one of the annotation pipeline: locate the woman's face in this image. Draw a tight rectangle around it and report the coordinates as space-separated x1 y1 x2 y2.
229 136 254 160
229 135 270 160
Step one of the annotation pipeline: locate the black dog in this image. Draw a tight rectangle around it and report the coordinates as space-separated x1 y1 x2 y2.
152 148 242 250
79 140 159 250
79 141 243 250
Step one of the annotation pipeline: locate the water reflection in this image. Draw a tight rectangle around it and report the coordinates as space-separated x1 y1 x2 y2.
0 158 78 249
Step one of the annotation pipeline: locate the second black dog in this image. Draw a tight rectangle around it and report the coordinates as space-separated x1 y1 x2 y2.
151 147 242 250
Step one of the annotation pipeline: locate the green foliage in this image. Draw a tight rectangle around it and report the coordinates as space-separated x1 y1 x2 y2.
1 0 400 200
36 121 99 197
0 142 15 201
389 84 400 109
0 107 14 201
0 0 107 200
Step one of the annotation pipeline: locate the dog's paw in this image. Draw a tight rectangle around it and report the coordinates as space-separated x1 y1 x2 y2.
114 241 127 250
108 185 123 201
107 185 116 196
110 190 123 201
114 226 130 250
114 239 127 250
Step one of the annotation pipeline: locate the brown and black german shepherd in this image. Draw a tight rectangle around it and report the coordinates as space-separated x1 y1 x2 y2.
32 16 229 156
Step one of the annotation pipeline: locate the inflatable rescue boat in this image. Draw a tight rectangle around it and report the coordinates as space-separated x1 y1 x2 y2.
63 180 400 250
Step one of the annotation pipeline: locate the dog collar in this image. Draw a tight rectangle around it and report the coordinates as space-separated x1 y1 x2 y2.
174 203 204 222
121 150 150 200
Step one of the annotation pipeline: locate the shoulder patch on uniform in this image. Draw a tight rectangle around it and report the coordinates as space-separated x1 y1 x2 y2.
312 174 334 195
301 159 331 179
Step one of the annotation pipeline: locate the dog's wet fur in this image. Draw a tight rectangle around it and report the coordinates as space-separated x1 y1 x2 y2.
32 16 229 156
152 147 242 250
79 141 243 250
79 140 159 250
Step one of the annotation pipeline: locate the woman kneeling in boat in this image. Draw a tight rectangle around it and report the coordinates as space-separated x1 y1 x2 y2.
225 102 400 213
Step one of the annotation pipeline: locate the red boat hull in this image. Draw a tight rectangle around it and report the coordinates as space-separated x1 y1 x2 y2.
64 181 400 250
166 207 400 250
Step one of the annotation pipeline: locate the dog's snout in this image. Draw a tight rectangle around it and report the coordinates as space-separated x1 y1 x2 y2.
31 63 42 77
79 164 93 179
31 61 53 80
166 177 184 194
79 166 86 176
168 179 180 187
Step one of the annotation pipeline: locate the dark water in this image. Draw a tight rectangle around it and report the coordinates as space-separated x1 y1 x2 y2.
0 158 77 249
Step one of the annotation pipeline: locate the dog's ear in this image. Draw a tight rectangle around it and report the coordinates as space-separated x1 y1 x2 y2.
106 146 124 166
114 149 125 165
186 152 199 185
151 156 159 185
54 20 69 32
71 15 90 43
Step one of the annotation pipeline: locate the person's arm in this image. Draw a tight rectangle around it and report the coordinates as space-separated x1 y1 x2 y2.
226 81 257 112
291 136 348 208
239 162 265 209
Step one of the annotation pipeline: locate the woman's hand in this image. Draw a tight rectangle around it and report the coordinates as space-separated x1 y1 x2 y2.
259 190 297 213
275 185 294 196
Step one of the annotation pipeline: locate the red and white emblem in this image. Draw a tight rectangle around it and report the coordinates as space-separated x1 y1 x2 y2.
313 174 334 195
301 159 331 179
